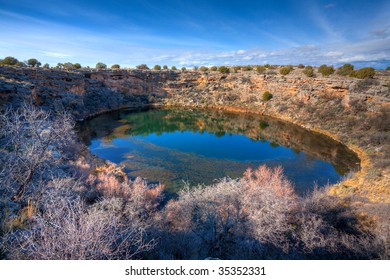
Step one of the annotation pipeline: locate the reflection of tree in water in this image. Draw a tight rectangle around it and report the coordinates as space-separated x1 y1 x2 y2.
79 107 360 176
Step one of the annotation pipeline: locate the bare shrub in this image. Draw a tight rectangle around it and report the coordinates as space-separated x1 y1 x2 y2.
4 194 153 259
162 179 247 259
0 103 76 202
86 165 164 221
159 165 299 259
240 166 298 247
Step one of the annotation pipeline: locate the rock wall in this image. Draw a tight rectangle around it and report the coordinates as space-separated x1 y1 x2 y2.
0 67 177 120
1 66 389 120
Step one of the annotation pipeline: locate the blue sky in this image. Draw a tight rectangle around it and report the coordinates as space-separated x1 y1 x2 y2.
0 0 389 68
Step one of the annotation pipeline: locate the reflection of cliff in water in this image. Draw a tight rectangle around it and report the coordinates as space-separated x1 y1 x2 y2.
79 107 360 176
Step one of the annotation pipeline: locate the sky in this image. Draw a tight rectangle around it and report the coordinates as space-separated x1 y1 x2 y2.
0 0 389 68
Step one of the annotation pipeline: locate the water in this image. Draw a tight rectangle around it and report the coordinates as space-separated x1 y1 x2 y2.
79 107 360 195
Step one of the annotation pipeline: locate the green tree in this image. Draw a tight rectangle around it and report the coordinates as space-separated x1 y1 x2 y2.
386 66 390 71
27 58 41 67
181 67 186 71
73 63 82 69
136 64 149 70
303 66 314 77
42 63 50 69
171 66 177 70
199 66 209 71
153 65 161 70
318 64 334 76
297 64 305 69
163 65 168 70
337 64 354 76
0 56 19 65
111 64 120 69
96 62 107 69
193 66 199 71
210 66 218 71
218 66 230 74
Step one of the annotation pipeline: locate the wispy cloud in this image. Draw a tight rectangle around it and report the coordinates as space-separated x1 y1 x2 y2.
324 3 336 9
41 51 72 59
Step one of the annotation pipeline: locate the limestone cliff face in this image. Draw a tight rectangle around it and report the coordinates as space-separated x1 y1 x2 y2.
0 67 175 119
1 66 388 119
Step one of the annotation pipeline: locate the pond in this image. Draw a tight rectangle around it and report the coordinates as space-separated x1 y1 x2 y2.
79 107 360 195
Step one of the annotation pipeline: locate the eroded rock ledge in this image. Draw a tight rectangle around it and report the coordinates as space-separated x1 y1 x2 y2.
1 66 389 202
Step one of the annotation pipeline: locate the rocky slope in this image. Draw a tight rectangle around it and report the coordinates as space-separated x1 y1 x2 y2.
1 66 389 203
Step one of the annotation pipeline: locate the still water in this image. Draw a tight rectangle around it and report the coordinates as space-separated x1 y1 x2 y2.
79 108 360 195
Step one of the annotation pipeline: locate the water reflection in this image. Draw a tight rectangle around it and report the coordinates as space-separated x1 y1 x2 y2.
79 108 360 195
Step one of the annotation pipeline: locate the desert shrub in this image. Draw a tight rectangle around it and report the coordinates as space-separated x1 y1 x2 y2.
366 106 390 132
297 64 305 69
136 64 149 70
218 66 230 74
337 64 354 76
181 67 186 71
264 64 271 68
111 64 120 69
232 66 241 73
262 91 273 101
351 67 375 79
279 65 293 75
256 65 266 74
96 62 107 69
171 66 177 70
354 77 379 93
242 65 253 71
303 66 314 77
210 66 218 71
153 65 161 70
259 121 269 129
193 66 199 71
162 65 168 70
199 66 208 72
386 66 390 71
318 64 335 76
42 63 50 69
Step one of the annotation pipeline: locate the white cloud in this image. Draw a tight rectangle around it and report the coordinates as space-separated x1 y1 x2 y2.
41 51 72 59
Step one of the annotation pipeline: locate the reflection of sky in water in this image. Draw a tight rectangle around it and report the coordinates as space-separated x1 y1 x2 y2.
89 130 342 195
134 131 296 162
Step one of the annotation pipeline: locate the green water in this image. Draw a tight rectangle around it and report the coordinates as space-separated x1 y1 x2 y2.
79 108 360 195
